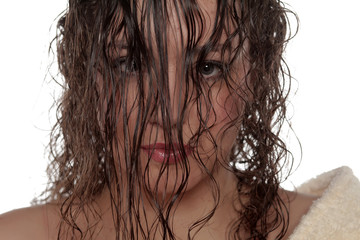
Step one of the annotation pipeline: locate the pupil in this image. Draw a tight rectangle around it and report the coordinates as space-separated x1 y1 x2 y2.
202 63 213 75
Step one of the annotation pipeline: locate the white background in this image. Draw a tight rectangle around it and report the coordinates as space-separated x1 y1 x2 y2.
0 1 359 214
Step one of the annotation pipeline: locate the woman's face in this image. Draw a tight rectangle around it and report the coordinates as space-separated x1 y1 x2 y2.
108 0 249 197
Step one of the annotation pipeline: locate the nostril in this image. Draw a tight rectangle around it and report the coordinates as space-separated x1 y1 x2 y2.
148 108 180 130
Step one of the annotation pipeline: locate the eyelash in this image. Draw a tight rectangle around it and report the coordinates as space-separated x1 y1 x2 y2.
110 57 139 75
196 60 224 81
110 57 224 81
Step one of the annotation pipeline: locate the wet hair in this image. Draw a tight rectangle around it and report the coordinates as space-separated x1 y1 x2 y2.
45 0 297 239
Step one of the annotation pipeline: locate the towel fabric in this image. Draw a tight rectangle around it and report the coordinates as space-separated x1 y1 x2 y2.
289 166 360 240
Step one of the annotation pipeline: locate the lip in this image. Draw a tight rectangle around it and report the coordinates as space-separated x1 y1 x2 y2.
141 143 193 164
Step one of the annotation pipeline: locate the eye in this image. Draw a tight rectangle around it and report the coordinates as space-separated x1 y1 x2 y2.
111 57 139 74
197 61 222 80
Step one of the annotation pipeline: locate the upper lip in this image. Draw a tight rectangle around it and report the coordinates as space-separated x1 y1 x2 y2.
141 143 192 152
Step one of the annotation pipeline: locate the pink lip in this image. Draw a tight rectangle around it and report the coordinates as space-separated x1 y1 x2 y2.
141 143 193 164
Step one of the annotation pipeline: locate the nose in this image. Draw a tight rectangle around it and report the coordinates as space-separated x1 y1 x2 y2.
152 64 187 129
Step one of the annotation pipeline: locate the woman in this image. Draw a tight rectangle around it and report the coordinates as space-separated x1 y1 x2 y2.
1 0 359 239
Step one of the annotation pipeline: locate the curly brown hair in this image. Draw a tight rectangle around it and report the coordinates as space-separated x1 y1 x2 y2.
44 0 298 239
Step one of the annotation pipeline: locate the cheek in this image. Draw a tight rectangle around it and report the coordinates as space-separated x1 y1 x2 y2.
107 79 139 151
216 90 244 122
114 82 140 144
213 91 243 154
186 85 244 162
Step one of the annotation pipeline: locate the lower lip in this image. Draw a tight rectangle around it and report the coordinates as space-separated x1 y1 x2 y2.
141 144 192 164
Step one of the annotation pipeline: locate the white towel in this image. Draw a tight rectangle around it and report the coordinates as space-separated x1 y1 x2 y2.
289 166 360 240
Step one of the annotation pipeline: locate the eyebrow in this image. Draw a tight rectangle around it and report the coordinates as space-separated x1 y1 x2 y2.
108 44 129 58
190 43 232 57
112 42 231 57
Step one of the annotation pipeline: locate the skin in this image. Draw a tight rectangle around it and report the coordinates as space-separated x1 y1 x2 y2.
108 0 246 197
0 192 317 240
0 1 319 239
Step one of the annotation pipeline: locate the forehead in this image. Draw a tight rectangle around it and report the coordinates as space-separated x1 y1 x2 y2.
114 0 237 50
166 0 221 45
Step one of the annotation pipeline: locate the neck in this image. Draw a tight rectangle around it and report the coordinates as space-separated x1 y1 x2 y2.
96 165 239 239
172 166 239 239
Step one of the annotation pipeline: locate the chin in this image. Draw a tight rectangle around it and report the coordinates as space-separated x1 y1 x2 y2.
142 154 210 201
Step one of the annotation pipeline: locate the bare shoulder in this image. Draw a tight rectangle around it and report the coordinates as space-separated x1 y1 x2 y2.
282 190 318 235
268 189 318 240
0 204 59 240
